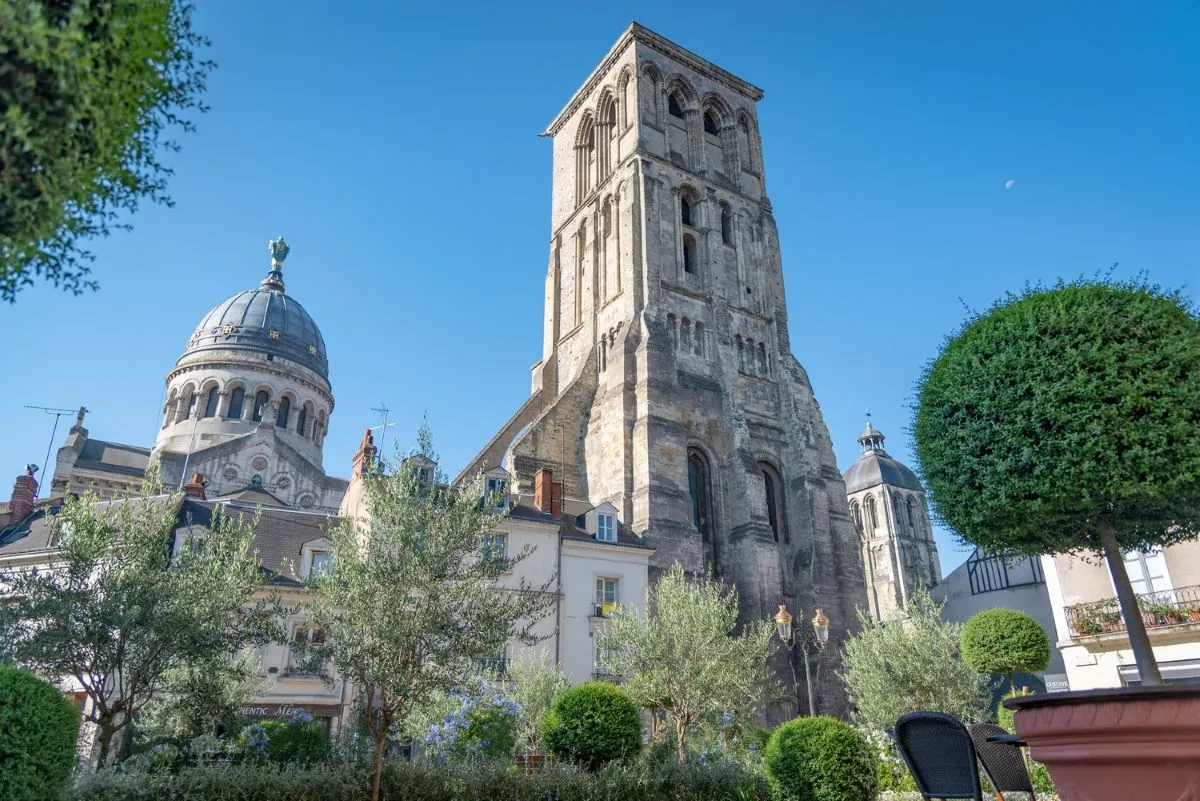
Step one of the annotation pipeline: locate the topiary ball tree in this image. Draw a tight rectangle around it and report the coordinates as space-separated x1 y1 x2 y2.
960 608 1051 694
0 664 79 801
542 682 641 769
914 279 1200 685
765 715 877 801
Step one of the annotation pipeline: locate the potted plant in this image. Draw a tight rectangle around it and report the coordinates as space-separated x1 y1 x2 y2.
1187 604 1200 624
914 279 1200 801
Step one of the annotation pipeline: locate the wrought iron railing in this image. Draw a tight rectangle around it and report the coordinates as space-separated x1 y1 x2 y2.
1065 584 1200 638
967 551 1045 595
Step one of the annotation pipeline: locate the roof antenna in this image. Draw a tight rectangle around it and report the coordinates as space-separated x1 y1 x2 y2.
370 404 394 460
24 405 78 499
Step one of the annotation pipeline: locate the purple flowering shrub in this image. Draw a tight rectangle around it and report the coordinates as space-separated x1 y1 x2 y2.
424 678 521 763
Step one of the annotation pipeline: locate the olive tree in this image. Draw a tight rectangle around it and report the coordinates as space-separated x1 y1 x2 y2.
960 608 1051 695
914 279 1200 685
308 426 556 801
0 474 278 766
596 564 778 762
0 1 211 301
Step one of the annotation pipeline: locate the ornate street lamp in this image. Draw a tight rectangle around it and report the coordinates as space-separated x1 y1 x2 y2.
774 604 830 716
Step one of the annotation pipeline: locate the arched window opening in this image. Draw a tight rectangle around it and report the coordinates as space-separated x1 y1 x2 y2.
227 387 245 420
851 502 862 531
297 405 308 436
703 111 719 136
893 492 904 526
620 73 632 127
757 342 768 375
693 321 705 356
737 119 753 170
680 196 693 227
276 396 291 429
867 496 878 529
688 449 712 544
720 204 733 245
184 390 198 420
907 497 917 528
682 234 697 274
163 391 177 428
668 92 684 118
252 390 269 423
203 387 219 418
759 462 785 543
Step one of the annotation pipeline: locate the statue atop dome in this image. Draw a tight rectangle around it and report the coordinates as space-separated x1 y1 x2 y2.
268 236 290 268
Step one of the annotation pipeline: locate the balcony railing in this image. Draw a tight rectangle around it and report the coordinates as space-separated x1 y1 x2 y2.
1065 584 1200 638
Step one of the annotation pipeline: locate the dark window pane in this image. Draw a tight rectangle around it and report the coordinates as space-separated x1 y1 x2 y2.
227 388 245 420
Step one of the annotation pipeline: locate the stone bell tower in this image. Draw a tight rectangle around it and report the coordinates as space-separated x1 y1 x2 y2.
459 23 867 716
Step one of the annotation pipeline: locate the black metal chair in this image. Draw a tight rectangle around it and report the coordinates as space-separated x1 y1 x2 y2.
894 711 984 801
969 722 1037 800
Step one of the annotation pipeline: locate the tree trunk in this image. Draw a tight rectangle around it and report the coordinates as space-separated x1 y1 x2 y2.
94 722 115 769
371 733 387 801
674 717 687 763
1097 517 1163 686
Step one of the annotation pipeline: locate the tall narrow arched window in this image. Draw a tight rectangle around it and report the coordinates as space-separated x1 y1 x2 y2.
296 404 308 436
252 390 269 422
851 501 862 532
703 111 719 136
680 196 693 227
687 449 712 543
907 497 917 528
720 204 733 245
682 234 697 274
226 387 245 420
575 116 596 205
163 390 177 428
276 396 291 429
184 390 198 420
759 462 785 543
893 492 904 526
867 496 878 529
203 387 219 418
668 92 684 118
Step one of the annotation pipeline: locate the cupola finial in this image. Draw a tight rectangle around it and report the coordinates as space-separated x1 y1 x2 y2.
262 236 289 291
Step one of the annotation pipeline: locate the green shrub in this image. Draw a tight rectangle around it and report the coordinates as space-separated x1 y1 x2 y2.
543 682 642 769
71 759 771 801
960 609 1051 692
764 716 876 801
0 664 79 801
871 738 918 793
239 714 330 764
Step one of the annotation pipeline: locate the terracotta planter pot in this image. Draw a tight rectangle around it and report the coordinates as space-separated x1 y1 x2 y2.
1006 686 1200 801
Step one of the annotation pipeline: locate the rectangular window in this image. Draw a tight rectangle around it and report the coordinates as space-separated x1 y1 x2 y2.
287 626 326 676
486 477 509 511
483 533 508 568
1123 549 1171 596
595 577 619 617
476 647 508 677
594 640 612 675
309 551 331 580
597 513 616 542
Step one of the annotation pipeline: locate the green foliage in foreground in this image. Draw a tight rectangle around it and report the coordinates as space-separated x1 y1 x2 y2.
765 716 876 801
70 760 771 801
543 682 642 769
960 608 1051 693
842 587 988 739
0 664 79 801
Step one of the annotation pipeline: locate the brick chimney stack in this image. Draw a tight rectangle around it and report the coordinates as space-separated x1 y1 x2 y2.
182 473 207 500
534 467 563 516
9 466 39 522
352 428 376 477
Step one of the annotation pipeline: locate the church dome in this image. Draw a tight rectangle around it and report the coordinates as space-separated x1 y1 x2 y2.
842 419 923 494
180 238 328 378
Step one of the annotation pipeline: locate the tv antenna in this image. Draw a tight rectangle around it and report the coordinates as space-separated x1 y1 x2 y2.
369 404 395 459
24 405 80 499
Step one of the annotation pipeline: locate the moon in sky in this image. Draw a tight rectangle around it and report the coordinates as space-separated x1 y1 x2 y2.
1005 179 1015 190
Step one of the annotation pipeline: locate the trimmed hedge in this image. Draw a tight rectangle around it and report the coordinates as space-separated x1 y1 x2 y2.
71 760 771 801
765 716 876 801
0 664 79 801
960 609 1051 688
543 682 641 769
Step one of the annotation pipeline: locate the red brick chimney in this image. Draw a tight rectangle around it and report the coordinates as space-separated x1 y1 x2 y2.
182 473 207 500
352 428 376 477
9 467 38 522
534 468 563 516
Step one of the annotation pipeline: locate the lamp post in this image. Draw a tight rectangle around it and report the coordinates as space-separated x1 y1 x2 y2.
774 604 830 716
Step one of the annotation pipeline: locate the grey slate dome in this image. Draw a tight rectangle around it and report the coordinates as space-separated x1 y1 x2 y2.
181 238 328 378
842 419 923 493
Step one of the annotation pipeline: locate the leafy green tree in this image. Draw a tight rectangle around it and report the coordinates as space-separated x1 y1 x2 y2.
842 587 987 738
913 279 1200 685
506 650 569 757
136 652 268 743
307 425 556 801
0 664 79 801
596 564 778 762
0 474 280 766
960 608 1051 694
0 1 211 302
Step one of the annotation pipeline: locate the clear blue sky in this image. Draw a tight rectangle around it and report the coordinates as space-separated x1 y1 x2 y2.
2 1 1197 575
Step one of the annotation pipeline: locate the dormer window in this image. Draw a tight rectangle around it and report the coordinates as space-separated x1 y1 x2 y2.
309 550 331 579
301 539 335 581
485 473 510 512
597 512 616 543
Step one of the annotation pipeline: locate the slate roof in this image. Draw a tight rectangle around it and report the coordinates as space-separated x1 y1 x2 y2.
842 452 923 494
507 502 652 550
74 440 151 479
